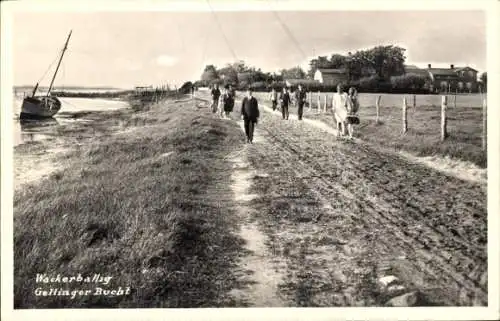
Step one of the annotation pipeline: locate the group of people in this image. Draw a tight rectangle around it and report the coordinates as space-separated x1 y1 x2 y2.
210 84 259 144
332 84 360 138
268 84 308 121
210 84 236 119
208 82 361 143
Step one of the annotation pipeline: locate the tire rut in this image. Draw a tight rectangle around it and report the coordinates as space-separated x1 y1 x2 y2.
254 108 486 306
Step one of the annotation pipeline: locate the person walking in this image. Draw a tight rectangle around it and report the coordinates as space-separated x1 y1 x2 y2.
345 86 360 138
295 84 307 120
279 87 291 120
241 88 260 144
210 84 221 113
218 92 225 118
228 84 236 99
222 86 235 118
269 87 278 111
332 84 349 136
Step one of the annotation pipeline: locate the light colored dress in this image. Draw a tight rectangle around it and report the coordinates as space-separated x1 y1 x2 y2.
218 95 225 117
332 92 349 124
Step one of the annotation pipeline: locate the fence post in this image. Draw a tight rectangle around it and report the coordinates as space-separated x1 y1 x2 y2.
413 94 416 108
317 91 321 112
482 97 487 151
454 90 457 108
323 94 327 113
402 97 408 134
441 95 448 141
376 95 381 124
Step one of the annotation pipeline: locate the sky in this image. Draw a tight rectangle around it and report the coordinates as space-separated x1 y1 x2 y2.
11 8 486 89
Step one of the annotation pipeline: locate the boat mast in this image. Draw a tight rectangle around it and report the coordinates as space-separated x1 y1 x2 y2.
46 30 72 97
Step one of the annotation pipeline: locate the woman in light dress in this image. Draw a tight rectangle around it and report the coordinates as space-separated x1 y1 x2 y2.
217 90 225 118
332 85 360 138
332 84 349 136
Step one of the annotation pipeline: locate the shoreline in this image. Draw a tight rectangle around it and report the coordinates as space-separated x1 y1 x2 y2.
14 95 249 308
14 106 140 191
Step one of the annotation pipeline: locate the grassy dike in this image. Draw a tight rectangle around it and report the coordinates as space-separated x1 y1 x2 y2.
14 96 246 308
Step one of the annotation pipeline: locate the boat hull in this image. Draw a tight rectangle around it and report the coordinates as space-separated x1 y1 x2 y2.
20 96 61 119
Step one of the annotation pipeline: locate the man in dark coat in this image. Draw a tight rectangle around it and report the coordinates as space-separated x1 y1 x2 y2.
279 87 291 120
295 84 307 120
240 88 260 144
210 84 221 113
228 84 236 99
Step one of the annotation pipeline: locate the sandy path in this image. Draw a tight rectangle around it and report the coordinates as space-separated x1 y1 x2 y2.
227 148 287 307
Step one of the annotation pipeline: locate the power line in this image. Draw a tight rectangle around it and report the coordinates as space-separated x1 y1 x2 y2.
205 0 239 62
266 0 308 61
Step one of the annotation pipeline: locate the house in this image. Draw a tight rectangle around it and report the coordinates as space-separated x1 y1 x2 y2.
454 66 479 92
313 68 348 85
425 64 460 93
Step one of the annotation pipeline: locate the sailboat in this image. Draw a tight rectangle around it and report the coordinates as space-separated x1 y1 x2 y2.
20 30 72 119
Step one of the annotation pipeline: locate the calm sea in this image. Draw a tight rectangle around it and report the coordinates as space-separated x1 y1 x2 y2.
12 92 130 146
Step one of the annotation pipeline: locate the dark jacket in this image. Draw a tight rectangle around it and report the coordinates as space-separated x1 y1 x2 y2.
222 93 234 112
241 96 259 120
279 92 291 107
295 89 307 103
211 88 221 100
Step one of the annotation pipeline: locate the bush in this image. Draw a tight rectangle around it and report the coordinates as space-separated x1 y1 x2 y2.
249 81 269 91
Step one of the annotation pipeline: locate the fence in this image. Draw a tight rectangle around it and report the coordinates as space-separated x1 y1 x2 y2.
253 90 487 152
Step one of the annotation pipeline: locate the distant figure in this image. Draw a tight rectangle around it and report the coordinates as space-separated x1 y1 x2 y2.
345 86 361 138
222 86 234 118
218 92 225 118
279 87 291 120
228 84 236 99
241 88 260 144
332 84 349 136
295 84 307 120
346 87 360 114
211 84 221 113
269 87 278 111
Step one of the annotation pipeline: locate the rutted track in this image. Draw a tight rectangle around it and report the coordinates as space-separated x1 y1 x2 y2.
195 93 487 306
253 108 487 306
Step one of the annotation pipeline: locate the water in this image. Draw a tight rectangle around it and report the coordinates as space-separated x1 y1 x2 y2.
12 94 130 146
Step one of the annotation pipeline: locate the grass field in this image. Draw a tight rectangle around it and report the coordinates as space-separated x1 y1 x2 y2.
14 96 247 308
252 92 486 168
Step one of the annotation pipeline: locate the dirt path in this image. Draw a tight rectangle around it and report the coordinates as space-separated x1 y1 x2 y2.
227 148 287 307
199 93 487 306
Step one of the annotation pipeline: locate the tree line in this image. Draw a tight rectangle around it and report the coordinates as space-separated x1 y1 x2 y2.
192 45 487 94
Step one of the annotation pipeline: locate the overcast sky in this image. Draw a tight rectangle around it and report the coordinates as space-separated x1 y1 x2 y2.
11 8 486 88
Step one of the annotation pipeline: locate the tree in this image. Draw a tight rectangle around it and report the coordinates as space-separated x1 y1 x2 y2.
201 65 219 83
363 45 406 81
329 54 347 69
218 64 239 85
390 74 427 91
480 72 487 92
281 66 306 80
